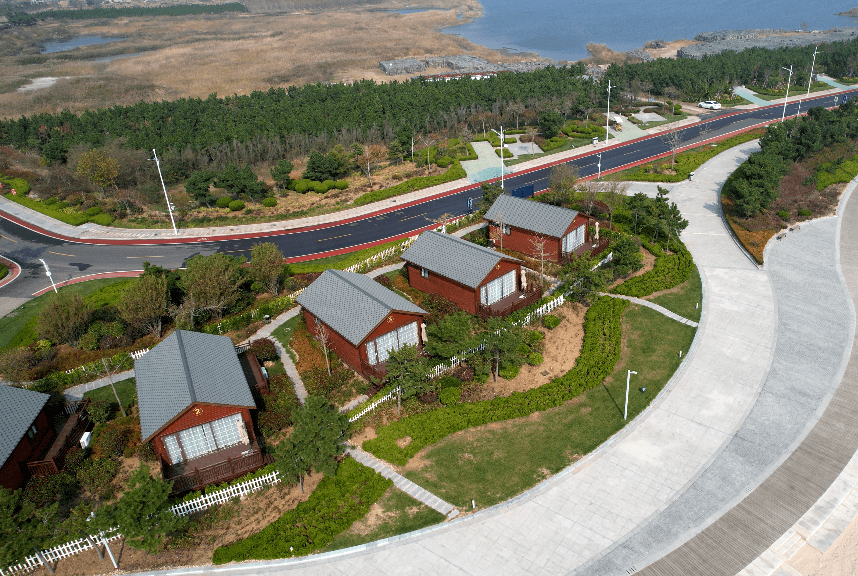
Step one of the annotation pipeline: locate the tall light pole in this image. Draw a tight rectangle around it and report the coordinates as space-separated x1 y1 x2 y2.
491 126 505 189
781 65 793 123
151 149 178 235
596 152 602 180
38 259 57 293
797 47 820 118
806 47 820 99
605 80 613 143
624 370 637 420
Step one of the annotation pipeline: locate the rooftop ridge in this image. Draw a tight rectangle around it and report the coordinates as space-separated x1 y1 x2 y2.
174 330 197 404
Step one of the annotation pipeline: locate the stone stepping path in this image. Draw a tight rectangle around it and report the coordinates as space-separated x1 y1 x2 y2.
601 293 699 327
348 447 459 519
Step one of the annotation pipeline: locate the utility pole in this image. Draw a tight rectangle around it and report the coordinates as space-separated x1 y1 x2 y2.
152 149 178 235
798 46 820 118
781 65 793 123
624 370 637 420
605 80 612 143
491 127 505 189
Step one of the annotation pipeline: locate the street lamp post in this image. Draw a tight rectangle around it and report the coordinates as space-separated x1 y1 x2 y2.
798 47 820 118
491 127 505 189
38 259 57 293
605 80 612 143
624 370 637 420
151 149 178 235
781 65 793 123
597 152 602 180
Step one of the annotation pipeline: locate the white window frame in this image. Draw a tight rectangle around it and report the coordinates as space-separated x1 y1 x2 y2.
162 413 248 465
421 267 429 279
365 321 419 365
562 225 585 253
481 270 517 306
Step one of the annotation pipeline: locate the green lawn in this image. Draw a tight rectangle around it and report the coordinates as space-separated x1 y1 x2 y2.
83 377 136 416
0 278 133 351
290 238 408 274
401 304 697 510
635 111 689 130
647 264 703 322
271 314 301 364
324 487 445 551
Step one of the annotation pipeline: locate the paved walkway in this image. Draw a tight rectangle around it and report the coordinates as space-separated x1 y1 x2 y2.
601 293 699 327
64 369 135 401
348 447 458 519
733 86 772 107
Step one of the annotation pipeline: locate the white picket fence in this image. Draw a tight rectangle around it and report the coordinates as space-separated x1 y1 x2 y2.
2 531 122 576
63 347 149 375
129 347 149 360
1 470 282 576
348 386 401 422
169 469 281 517
344 236 417 274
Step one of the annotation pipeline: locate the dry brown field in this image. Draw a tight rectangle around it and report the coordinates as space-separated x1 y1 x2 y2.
0 0 547 120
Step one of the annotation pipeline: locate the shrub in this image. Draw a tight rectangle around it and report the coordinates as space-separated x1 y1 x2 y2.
92 417 137 458
78 332 99 351
258 373 300 435
526 330 544 345
438 387 461 405
228 200 245 211
248 337 278 362
137 441 157 462
777 210 790 220
436 375 462 389
84 206 102 217
88 213 113 226
321 179 335 191
353 161 465 206
262 197 277 208
334 180 348 190
543 315 561 329
293 179 310 194
45 197 58 205
211 458 391 563
87 400 113 424
215 196 232 208
798 208 812 218
516 343 531 356
499 364 521 379
374 275 392 288
76 457 121 500
436 155 453 168
24 471 78 507
496 148 514 158
528 352 544 366
311 181 329 193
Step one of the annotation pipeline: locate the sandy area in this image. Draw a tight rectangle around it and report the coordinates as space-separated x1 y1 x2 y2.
489 301 587 396
788 512 858 576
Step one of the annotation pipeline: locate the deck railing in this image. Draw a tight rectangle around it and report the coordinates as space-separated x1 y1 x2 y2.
166 445 274 495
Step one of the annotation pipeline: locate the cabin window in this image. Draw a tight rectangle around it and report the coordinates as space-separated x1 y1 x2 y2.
161 413 247 464
366 321 419 365
421 267 429 279
480 270 517 305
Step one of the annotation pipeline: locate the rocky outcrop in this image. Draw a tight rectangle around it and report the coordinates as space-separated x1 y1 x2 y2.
679 27 858 59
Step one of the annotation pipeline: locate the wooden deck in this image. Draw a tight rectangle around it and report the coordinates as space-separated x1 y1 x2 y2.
27 400 90 477
478 287 542 319
163 442 273 495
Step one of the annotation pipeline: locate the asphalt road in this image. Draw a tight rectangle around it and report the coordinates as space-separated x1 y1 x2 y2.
2 89 857 304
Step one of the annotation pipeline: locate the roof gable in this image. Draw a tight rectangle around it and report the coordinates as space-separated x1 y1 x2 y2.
296 269 427 346
0 385 50 469
484 194 581 238
135 331 256 442
400 231 521 289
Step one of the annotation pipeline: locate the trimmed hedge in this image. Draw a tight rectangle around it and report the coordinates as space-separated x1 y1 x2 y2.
353 160 465 206
216 196 232 208
5 192 87 226
262 197 277 208
211 457 391 563
0 175 31 194
228 200 245 211
611 244 693 298
363 296 629 465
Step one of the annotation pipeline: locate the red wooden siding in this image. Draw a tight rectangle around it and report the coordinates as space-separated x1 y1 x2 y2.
407 260 522 314
488 214 590 262
303 308 425 379
0 409 55 490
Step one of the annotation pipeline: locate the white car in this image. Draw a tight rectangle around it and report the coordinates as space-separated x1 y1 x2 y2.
698 100 722 110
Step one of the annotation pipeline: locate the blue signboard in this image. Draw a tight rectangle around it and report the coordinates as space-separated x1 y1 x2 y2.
510 184 534 199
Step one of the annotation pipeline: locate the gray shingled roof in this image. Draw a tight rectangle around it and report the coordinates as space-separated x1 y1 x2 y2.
135 331 256 442
400 230 520 289
296 269 427 346
484 194 580 238
0 385 50 470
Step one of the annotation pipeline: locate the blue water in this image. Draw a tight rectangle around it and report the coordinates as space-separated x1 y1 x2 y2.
443 0 855 62
386 7 439 14
41 35 126 54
